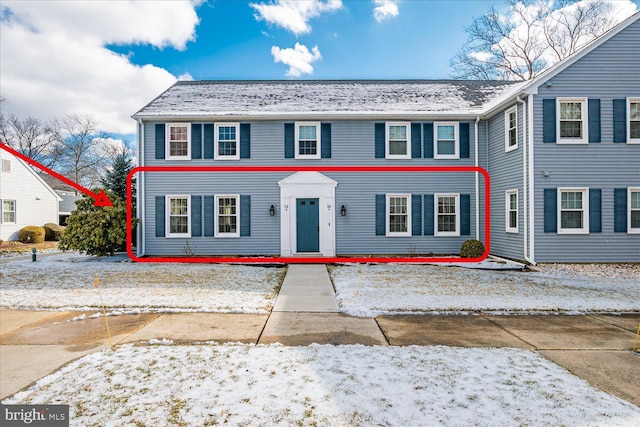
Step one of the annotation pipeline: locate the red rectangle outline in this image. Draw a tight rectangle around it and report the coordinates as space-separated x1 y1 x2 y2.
126 166 490 264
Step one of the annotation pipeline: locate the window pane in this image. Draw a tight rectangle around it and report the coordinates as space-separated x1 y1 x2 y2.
170 126 188 141
561 192 582 210
218 216 237 233
510 211 517 228
218 198 236 215
560 121 582 138
170 141 188 156
510 193 517 210
218 126 236 141
438 197 456 214
3 200 15 222
218 141 237 156
630 122 640 139
509 111 517 128
389 215 407 233
437 125 455 140
631 211 640 229
630 102 640 121
438 140 455 155
299 140 317 155
170 198 188 215
631 192 640 209
299 126 317 140
561 211 583 229
438 214 456 232
389 197 407 214
560 102 582 120
170 216 188 234
509 128 517 147
389 126 406 141
389 140 407 155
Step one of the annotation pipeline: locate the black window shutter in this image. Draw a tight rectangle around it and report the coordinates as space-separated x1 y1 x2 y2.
155 124 165 159
411 123 422 158
460 194 471 235
423 123 434 158
544 188 557 232
203 124 214 159
543 99 556 143
191 195 202 237
155 196 165 237
374 123 385 158
411 194 422 236
191 124 202 159
614 188 627 232
613 99 627 143
424 194 434 236
375 194 386 235
321 123 331 158
204 196 214 237
240 123 251 159
284 123 295 158
588 99 600 143
240 195 251 237
460 123 470 158
589 189 601 233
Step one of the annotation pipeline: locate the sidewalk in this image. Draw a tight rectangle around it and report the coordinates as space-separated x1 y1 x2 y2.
1 264 639 406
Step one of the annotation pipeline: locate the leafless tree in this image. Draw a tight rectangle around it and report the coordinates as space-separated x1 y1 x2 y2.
450 0 622 80
0 111 61 168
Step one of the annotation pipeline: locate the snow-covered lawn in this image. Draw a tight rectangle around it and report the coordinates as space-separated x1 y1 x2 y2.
0 253 284 313
3 344 639 426
331 264 640 316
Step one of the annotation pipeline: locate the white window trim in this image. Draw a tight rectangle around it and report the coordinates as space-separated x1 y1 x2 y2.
385 122 411 159
557 187 589 234
385 193 412 237
434 193 460 237
295 122 321 160
505 190 518 233
165 123 191 160
505 106 518 152
628 187 640 234
556 98 588 144
214 123 240 160
434 122 460 159
214 194 240 238
165 195 191 238
627 97 640 144
2 199 16 224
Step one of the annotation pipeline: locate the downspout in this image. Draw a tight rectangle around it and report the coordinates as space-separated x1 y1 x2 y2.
527 94 536 264
474 116 480 241
137 118 145 257
516 96 530 264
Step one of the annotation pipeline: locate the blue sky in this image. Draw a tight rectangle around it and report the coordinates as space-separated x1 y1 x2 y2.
1 0 638 138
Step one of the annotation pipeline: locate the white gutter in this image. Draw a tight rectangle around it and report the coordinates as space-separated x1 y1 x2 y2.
516 96 530 264
137 118 145 257
474 116 480 241
527 94 536 264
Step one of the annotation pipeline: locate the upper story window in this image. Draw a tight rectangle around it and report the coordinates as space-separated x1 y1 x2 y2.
505 106 518 152
629 188 640 233
2 200 16 223
386 122 411 159
295 122 321 159
558 188 589 234
215 195 240 238
386 194 411 236
166 124 191 159
434 122 459 159
166 195 190 237
215 123 240 160
435 193 460 236
557 98 587 144
628 98 640 144
506 190 518 233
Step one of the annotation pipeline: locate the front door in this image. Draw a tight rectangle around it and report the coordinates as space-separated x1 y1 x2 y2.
296 198 320 252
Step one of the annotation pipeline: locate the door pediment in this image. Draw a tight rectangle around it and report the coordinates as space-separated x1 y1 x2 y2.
278 171 338 188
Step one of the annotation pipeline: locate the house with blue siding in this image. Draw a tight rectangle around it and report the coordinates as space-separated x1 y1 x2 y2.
132 12 639 263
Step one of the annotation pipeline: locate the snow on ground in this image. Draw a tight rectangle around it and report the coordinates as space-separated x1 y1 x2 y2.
4 344 639 426
0 253 284 313
331 264 640 316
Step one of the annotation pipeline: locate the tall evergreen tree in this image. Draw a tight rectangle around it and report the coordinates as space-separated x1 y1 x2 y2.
101 150 133 201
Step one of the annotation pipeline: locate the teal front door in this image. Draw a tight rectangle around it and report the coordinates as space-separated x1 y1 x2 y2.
296 198 320 252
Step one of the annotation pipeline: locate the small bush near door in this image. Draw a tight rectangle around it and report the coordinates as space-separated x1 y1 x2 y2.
460 239 485 258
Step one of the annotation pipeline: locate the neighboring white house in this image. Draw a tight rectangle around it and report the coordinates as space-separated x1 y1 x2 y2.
0 150 62 241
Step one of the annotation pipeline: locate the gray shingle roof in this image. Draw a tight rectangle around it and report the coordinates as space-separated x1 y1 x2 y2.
133 80 523 119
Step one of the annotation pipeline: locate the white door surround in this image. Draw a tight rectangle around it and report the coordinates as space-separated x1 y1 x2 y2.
278 172 337 257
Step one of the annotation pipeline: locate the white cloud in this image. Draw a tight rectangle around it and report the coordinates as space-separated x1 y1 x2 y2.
373 0 399 23
251 0 343 35
0 1 203 135
271 43 322 77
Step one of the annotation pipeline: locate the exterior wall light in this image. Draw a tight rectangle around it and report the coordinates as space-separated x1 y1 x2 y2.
269 205 276 216
340 205 347 216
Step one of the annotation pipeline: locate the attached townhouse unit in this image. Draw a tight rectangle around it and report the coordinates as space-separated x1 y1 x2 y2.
133 12 639 263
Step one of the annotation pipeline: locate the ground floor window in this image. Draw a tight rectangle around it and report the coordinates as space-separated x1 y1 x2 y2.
506 190 518 233
215 195 240 237
558 188 588 234
630 188 640 233
435 194 459 236
166 195 190 237
386 194 411 236
2 199 16 223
